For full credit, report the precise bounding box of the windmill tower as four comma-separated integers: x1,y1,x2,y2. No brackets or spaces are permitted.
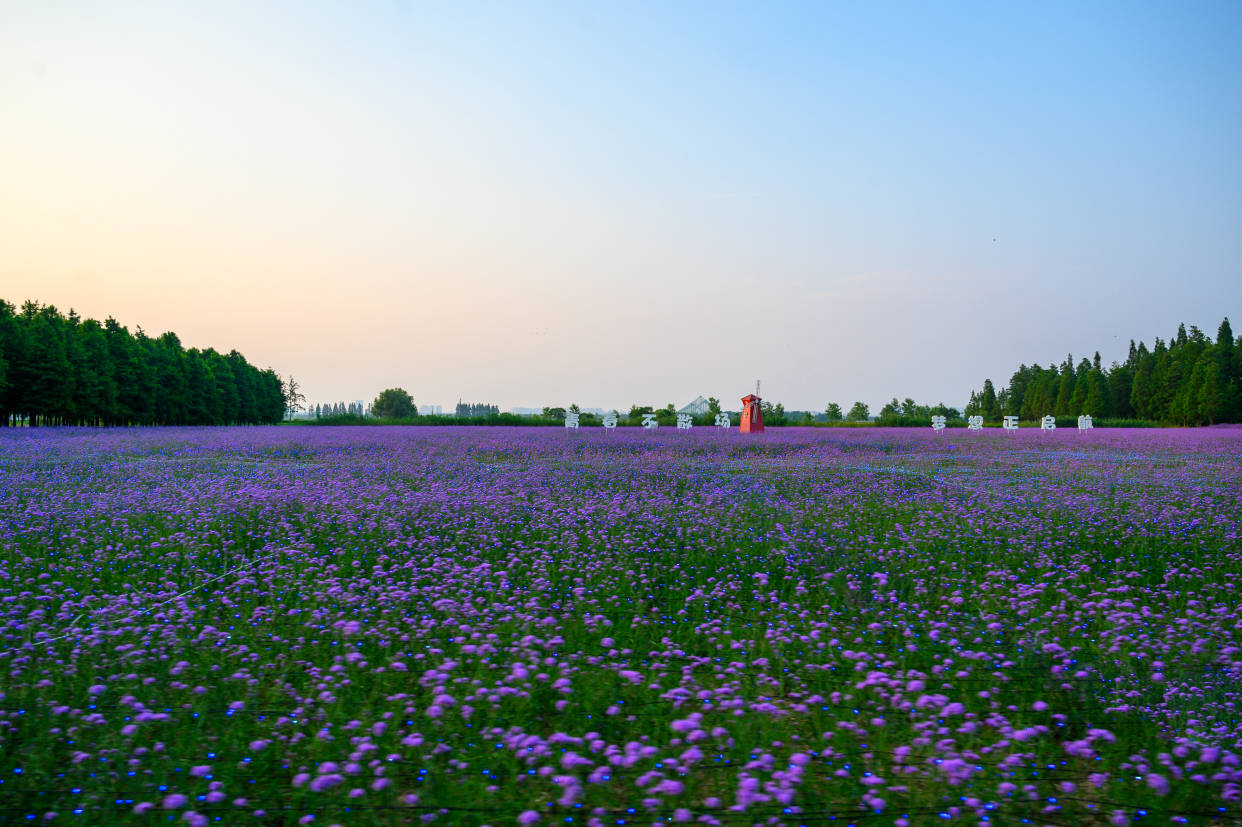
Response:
740,380,764,433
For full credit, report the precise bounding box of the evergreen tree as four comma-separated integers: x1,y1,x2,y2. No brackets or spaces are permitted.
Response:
21,303,73,425
980,379,999,420
1217,317,1234,349
1150,338,1174,418
148,332,191,425
229,351,258,424
1195,356,1223,425
77,319,117,426
0,300,19,424
1054,356,1075,416
1108,362,1134,418
1069,357,1091,414
0,299,284,426
1083,368,1110,418
129,328,160,425
967,317,1240,425
963,391,980,418
1005,365,1030,416
184,349,214,425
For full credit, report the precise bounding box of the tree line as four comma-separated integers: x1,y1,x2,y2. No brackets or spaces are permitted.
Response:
0,300,286,426
965,318,1240,426
312,402,370,418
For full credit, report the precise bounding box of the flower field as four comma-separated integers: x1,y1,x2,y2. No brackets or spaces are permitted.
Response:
2,425,1241,826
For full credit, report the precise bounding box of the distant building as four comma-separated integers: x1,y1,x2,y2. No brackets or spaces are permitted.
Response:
678,396,711,416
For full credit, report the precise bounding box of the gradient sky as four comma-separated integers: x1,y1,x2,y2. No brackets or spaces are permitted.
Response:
3,1,1240,413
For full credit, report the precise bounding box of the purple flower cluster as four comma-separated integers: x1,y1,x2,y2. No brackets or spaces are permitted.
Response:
1,425,1240,824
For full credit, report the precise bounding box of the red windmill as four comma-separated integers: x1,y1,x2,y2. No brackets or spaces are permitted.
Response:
740,380,764,433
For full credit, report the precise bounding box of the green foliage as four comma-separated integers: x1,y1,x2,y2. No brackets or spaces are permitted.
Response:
968,317,1242,427
758,400,786,426
846,401,870,421
823,402,843,421
979,379,999,420
877,398,962,426
282,375,305,419
458,401,500,417
627,404,653,426
0,298,284,426
309,411,556,427
371,387,417,419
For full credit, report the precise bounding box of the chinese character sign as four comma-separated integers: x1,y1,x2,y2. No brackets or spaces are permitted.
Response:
556,400,1101,437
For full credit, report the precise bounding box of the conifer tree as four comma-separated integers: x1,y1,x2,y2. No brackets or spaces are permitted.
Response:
970,318,1239,426
0,299,284,426
977,379,996,420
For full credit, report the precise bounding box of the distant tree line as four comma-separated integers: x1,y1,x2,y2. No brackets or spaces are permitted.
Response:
966,318,1240,426
313,402,370,418
0,299,286,426
818,401,871,422
457,401,499,418
877,399,962,426
304,316,1242,433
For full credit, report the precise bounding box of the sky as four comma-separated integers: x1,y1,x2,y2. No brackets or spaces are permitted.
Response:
3,1,1240,413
